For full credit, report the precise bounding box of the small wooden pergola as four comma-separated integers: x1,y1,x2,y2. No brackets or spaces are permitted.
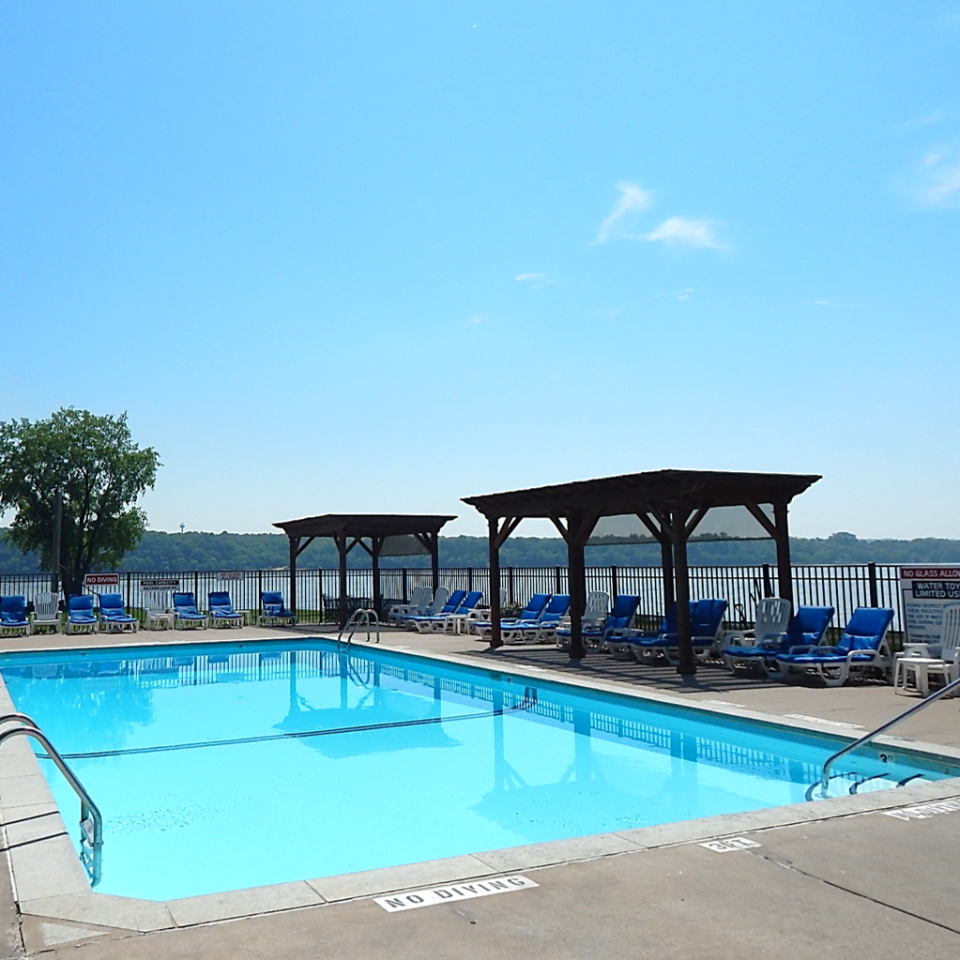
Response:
272,514,456,627
462,469,820,674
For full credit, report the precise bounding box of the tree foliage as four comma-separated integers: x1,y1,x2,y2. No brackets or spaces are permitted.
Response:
0,409,160,596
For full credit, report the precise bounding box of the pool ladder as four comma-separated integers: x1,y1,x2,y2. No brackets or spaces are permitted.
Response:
338,608,380,649
815,672,960,799
0,713,103,887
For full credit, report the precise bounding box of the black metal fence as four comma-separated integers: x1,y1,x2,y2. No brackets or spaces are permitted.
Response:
0,562,907,633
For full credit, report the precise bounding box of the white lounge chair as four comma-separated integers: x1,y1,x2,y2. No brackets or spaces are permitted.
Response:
554,592,610,651
387,586,431,626
721,598,792,670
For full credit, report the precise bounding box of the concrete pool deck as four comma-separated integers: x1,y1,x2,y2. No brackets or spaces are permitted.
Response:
2,623,960,959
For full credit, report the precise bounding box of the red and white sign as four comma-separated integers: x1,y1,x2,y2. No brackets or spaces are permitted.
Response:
900,567,960,580
84,573,120,587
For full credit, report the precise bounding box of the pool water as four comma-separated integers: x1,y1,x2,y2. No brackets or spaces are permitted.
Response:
1,640,955,902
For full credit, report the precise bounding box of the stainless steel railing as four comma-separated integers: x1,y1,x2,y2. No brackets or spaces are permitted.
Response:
819,673,960,796
0,713,103,886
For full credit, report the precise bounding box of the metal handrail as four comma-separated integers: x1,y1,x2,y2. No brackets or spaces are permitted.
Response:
337,608,380,648
819,672,960,796
0,713,103,886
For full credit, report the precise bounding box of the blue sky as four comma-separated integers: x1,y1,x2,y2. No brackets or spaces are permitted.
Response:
2,2,959,539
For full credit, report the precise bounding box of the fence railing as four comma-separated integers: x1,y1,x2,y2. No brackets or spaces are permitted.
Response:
0,563,907,634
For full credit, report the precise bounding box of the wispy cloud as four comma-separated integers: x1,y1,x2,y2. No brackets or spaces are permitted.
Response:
643,217,724,249
812,299,861,308
514,272,557,289
911,142,960,207
595,182,725,249
465,314,485,324
894,111,950,136
595,182,654,243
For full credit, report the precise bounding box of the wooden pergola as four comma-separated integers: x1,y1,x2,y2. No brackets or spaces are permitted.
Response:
272,514,456,627
462,469,820,674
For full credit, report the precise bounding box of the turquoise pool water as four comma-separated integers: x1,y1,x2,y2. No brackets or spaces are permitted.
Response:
1,640,956,902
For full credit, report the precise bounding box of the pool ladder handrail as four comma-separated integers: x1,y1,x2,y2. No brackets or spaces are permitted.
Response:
0,713,103,887
338,608,380,648
819,672,960,796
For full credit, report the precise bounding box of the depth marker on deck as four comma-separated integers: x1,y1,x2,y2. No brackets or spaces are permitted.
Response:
700,837,761,853
375,876,538,912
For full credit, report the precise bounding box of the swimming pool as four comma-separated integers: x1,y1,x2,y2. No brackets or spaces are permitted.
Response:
1,639,958,902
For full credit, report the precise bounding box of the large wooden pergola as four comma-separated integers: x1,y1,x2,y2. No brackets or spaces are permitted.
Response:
272,514,455,627
462,469,820,674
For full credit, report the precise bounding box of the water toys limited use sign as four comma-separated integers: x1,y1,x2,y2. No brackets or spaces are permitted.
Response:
899,567,960,650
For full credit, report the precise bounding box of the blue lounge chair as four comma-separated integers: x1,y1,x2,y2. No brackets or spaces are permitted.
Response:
97,593,139,633
505,594,571,644
0,596,30,637
65,595,99,635
473,593,551,641
555,594,641,652
723,605,835,676
606,602,690,659
406,590,469,632
776,606,894,686
628,598,728,665
417,590,486,634
208,591,245,628
258,591,295,627
173,592,209,629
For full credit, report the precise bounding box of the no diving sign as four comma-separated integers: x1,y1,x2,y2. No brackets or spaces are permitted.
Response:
375,875,538,912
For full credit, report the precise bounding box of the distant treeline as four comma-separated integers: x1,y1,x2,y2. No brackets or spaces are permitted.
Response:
2,529,960,574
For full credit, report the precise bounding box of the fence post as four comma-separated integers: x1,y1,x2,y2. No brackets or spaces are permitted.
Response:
762,563,773,598
555,566,562,594
868,562,879,607
467,567,473,591
402,568,408,604
508,567,515,605
610,565,618,600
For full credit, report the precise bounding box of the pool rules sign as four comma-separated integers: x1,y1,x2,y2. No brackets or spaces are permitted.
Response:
899,566,960,649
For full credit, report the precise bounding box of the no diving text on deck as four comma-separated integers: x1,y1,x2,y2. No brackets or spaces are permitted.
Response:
375,876,538,912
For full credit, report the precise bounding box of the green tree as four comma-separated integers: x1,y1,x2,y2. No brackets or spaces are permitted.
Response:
0,409,160,597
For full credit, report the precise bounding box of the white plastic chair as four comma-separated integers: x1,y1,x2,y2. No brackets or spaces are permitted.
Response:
30,592,61,634
895,603,960,696
142,590,174,631
722,598,792,652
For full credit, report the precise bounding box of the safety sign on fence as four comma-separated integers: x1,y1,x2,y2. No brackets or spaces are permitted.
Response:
899,566,960,650
84,573,119,587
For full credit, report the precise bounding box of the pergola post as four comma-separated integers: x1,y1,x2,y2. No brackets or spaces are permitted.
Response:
430,533,440,595
773,501,793,604
371,536,383,617
671,515,696,676
660,539,675,614
567,531,586,660
488,517,502,648
289,536,299,615
336,534,349,628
